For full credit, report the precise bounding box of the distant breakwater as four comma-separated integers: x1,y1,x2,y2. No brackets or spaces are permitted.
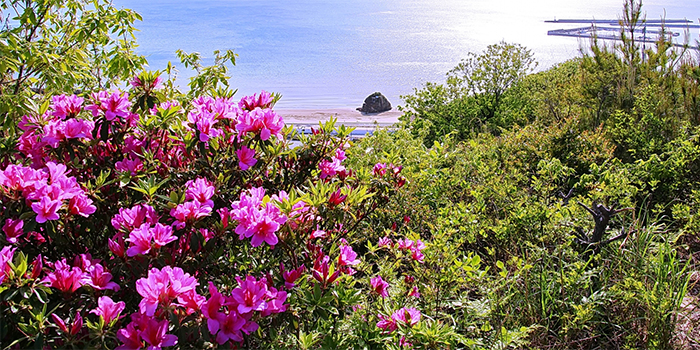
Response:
288,122,397,140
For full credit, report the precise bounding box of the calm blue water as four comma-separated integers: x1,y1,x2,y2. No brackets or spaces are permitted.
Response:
113,0,699,109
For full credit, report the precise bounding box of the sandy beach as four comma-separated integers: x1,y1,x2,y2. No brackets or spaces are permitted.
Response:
277,108,402,129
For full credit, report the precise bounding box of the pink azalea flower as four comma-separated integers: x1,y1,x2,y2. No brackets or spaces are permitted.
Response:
73,253,100,272
310,229,327,239
17,113,46,131
370,275,390,298
378,237,393,248
216,312,246,345
214,312,246,345
135,266,199,317
1,164,48,193
318,158,345,179
140,318,178,350
150,100,181,115
0,246,16,284
188,109,222,142
236,145,257,170
124,134,145,155
191,96,215,112
3,218,24,244
229,275,268,315
281,264,305,289
248,208,283,247
42,258,86,293
131,75,163,90
117,313,151,350
126,112,140,127
376,314,397,333
397,177,407,188
411,248,425,262
229,187,287,248
198,277,271,345
200,277,267,345
90,296,126,325
392,307,421,327
126,224,154,257
335,148,347,161
397,238,414,250
170,201,212,229
16,130,47,163
177,289,206,315
199,228,215,242
238,91,273,111
112,204,159,233
151,223,178,248
218,208,231,229
240,320,259,335
410,240,426,263
86,91,132,121
51,313,69,333
45,161,69,183
211,96,239,120
126,223,177,257
409,286,421,298
50,94,84,119
63,119,94,139
83,263,120,291
31,196,62,223
68,193,96,217
312,254,339,287
109,235,126,258
41,119,66,148
235,108,284,141
116,322,143,350
338,244,360,267
30,254,43,279
52,182,83,202
399,336,413,348
260,108,284,140
328,188,346,206
129,76,142,88
373,163,387,176
202,282,226,335
71,312,83,335
115,157,144,176
83,91,107,118
51,311,84,336
260,287,288,317
184,178,215,208
27,231,46,244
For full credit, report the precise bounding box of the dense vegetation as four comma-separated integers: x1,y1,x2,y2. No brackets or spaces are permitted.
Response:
1,0,699,349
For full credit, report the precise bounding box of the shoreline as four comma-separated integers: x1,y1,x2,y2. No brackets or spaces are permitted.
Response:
277,108,402,129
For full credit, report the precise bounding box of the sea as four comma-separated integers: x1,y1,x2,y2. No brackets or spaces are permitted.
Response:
112,0,699,109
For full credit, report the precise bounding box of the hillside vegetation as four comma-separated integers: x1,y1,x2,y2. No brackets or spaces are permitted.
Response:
1,0,699,349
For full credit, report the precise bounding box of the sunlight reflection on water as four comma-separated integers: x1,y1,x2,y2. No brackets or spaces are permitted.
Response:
114,0,698,109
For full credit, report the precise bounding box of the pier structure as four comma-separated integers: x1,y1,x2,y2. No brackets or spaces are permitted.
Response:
545,18,700,48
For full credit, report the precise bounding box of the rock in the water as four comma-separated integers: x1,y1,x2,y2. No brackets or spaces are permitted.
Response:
356,92,392,113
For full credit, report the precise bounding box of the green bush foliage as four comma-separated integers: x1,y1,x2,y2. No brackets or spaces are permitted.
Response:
399,41,537,145
349,1,700,348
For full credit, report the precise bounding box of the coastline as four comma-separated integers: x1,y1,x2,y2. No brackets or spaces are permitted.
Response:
277,108,402,129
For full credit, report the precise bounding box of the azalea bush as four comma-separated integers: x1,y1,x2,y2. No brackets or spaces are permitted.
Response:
0,75,425,349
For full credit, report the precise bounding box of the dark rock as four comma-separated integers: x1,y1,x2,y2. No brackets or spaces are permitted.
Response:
356,92,392,113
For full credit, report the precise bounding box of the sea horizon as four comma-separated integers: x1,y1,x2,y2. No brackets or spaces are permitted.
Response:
113,0,699,110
